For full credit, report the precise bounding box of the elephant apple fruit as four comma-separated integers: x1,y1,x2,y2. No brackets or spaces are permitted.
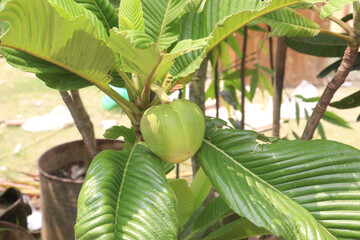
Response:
140,99,205,163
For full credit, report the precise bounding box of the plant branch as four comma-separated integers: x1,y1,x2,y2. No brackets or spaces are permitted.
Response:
150,84,170,104
320,28,354,43
125,85,134,103
96,83,140,124
240,26,248,130
310,5,354,37
354,2,360,45
139,54,163,109
59,91,98,168
114,66,141,96
214,61,220,118
272,37,287,138
268,26,275,85
70,90,97,157
301,46,359,140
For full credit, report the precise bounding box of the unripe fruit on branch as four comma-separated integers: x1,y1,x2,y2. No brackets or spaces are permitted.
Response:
140,99,205,163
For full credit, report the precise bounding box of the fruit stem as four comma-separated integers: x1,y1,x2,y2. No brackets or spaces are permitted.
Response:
150,84,170,104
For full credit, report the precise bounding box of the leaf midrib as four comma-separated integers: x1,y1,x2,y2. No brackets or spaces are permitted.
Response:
114,142,138,232
202,138,337,239
90,0,111,30
156,0,173,50
206,0,306,53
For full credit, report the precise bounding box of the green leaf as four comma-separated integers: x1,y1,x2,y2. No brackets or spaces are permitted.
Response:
204,218,270,240
259,72,273,96
295,95,320,102
169,179,194,227
192,197,231,236
0,19,8,36
292,130,300,139
199,124,360,239
289,3,313,9
190,168,212,211
118,0,145,31
198,128,337,239
249,71,259,102
218,41,233,75
103,125,174,175
295,101,300,126
341,13,353,22
0,0,114,89
172,0,309,84
142,0,188,51
108,29,207,83
220,89,238,110
184,0,207,13
75,145,178,239
0,47,93,90
48,0,109,41
322,110,352,129
226,34,242,58
317,121,326,139
166,38,208,82
285,33,348,57
103,126,135,142
74,0,118,31
330,90,360,109
178,205,205,240
108,29,159,79
164,162,175,174
317,55,360,78
108,0,119,9
320,0,356,19
253,7,320,37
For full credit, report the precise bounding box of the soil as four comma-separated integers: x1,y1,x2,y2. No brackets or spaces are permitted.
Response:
50,161,86,180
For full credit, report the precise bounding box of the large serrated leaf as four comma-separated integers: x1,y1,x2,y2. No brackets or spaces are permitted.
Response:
74,0,118,31
108,29,159,78
171,0,309,86
142,0,188,51
75,145,178,239
109,29,207,83
119,0,145,31
320,0,356,19
49,0,109,41
0,0,114,89
198,123,360,239
253,7,320,37
0,46,92,90
199,131,335,239
285,33,348,57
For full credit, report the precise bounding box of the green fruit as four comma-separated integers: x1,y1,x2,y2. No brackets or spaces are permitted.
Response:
140,99,205,163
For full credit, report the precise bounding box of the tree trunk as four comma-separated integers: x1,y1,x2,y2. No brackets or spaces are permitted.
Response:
190,57,208,177
59,90,97,169
272,37,287,138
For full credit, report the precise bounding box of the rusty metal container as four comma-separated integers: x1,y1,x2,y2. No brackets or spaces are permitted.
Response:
0,221,35,240
0,187,30,229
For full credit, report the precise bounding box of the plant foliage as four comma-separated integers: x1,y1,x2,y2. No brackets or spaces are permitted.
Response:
198,119,360,239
